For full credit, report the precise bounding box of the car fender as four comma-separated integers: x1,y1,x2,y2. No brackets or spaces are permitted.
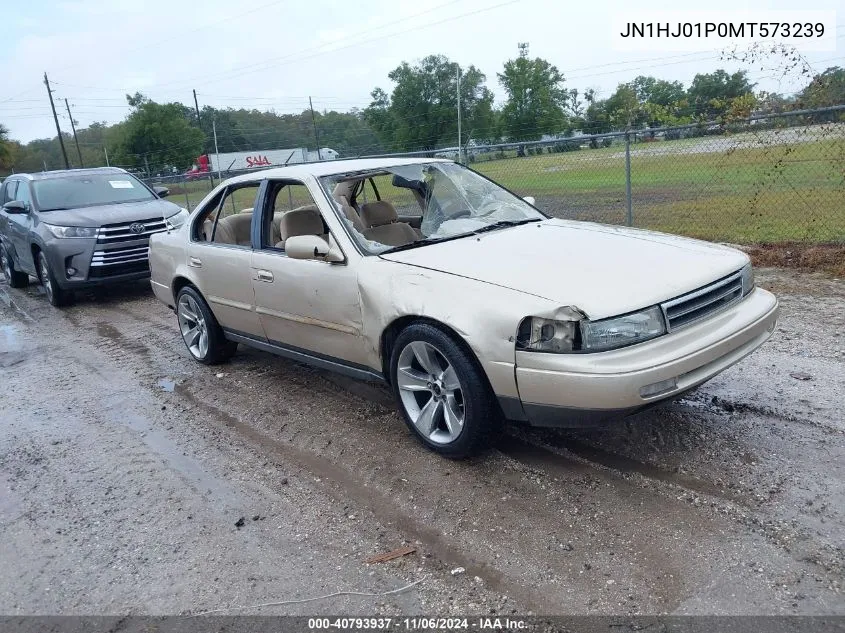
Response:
357,257,564,400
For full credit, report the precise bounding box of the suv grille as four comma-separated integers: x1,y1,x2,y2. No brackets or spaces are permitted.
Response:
96,217,167,243
89,217,166,278
662,271,743,331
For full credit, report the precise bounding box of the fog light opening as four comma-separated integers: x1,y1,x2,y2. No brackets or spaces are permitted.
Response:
66,267,77,277
640,377,678,398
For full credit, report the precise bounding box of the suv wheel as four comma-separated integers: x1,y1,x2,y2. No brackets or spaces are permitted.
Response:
176,286,237,365
389,322,500,458
1,247,28,288
37,251,70,307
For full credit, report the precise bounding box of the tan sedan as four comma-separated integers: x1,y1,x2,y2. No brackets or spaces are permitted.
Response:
149,158,779,457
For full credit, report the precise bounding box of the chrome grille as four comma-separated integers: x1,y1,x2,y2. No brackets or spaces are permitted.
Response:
90,244,150,267
662,271,743,331
96,217,167,244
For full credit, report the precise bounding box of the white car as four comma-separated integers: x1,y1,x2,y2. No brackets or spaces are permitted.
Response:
149,158,779,457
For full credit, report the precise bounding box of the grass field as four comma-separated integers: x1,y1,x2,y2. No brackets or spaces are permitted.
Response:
474,131,845,244
158,126,845,245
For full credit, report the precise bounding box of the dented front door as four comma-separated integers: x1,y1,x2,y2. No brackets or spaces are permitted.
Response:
250,250,369,367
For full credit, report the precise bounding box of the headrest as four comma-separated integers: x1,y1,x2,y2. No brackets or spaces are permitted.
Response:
360,201,398,228
332,180,357,202
279,206,323,242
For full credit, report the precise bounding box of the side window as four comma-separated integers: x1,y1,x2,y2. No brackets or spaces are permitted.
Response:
2,180,18,204
195,183,260,247
15,182,33,207
262,181,326,250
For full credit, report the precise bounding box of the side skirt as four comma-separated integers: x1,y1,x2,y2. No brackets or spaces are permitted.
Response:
223,328,385,384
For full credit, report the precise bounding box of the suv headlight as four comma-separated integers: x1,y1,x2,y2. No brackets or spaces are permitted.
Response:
43,223,97,239
165,208,189,229
517,306,667,354
740,262,754,296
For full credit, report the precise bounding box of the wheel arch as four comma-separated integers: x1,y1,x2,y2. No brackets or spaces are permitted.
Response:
379,315,490,392
171,275,197,304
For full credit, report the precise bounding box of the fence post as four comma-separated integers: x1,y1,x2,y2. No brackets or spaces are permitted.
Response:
183,178,191,211
624,132,633,227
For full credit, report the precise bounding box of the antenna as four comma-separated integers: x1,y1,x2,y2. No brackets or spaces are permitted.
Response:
518,42,529,58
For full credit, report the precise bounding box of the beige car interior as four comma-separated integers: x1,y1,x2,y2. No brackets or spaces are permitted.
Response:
332,179,420,247
275,205,326,248
359,200,419,246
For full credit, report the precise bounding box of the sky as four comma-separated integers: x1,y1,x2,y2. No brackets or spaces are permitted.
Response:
1,0,842,143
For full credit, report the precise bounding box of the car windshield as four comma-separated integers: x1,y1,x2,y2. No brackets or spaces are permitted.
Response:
320,162,544,254
33,173,155,211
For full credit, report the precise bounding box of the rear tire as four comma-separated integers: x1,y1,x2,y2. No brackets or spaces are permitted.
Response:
389,322,500,458
37,251,71,307
175,285,237,365
0,247,28,288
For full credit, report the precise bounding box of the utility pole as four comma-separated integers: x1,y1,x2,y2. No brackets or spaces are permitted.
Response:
64,98,84,168
193,89,202,130
213,119,221,180
104,146,110,167
193,89,214,186
44,73,70,170
309,97,322,160
456,67,462,164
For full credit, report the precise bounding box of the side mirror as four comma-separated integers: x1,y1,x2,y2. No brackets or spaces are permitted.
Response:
523,196,536,206
285,235,344,263
154,186,170,198
2,200,28,214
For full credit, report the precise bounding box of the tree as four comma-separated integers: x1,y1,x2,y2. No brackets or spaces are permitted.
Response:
365,55,494,151
799,67,845,108
630,76,686,107
497,54,568,141
0,124,13,170
687,69,755,118
111,94,204,172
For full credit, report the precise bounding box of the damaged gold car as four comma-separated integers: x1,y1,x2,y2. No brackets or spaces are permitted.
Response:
149,158,779,457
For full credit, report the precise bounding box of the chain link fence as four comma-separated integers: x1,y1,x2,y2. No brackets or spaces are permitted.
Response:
144,104,844,245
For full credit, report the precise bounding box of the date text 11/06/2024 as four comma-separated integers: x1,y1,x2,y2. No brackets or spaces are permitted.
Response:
307,617,528,630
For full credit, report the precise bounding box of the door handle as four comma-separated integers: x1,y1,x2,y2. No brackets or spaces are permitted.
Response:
256,270,274,283
189,256,202,267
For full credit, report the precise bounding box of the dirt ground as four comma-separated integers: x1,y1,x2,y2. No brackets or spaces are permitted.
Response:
0,268,843,616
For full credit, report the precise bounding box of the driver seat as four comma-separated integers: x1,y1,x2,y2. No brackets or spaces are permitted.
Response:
360,201,417,246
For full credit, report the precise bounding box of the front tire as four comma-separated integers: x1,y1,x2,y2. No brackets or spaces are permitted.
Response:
389,322,499,458
37,251,70,307
176,286,237,365
1,247,28,288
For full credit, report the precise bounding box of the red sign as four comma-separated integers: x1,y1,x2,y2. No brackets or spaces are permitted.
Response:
246,155,272,168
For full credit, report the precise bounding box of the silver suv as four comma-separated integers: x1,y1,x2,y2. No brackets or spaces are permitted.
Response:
0,167,188,306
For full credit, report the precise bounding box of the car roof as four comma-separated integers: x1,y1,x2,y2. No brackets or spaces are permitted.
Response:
224,157,452,185
10,167,131,181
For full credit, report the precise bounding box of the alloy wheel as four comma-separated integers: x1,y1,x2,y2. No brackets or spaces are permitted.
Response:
177,294,209,359
396,340,465,444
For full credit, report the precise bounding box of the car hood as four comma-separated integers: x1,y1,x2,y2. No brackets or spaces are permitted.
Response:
37,199,182,228
379,218,748,319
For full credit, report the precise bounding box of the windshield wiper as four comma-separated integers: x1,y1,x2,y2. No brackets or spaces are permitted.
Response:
380,237,445,255
470,218,542,235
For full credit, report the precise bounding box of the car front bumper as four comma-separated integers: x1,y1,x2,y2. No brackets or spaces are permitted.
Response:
509,287,779,428
42,236,151,290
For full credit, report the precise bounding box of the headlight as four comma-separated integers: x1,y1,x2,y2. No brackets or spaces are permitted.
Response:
740,262,754,296
580,306,666,352
165,208,189,229
517,305,667,354
516,317,578,353
43,223,97,239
